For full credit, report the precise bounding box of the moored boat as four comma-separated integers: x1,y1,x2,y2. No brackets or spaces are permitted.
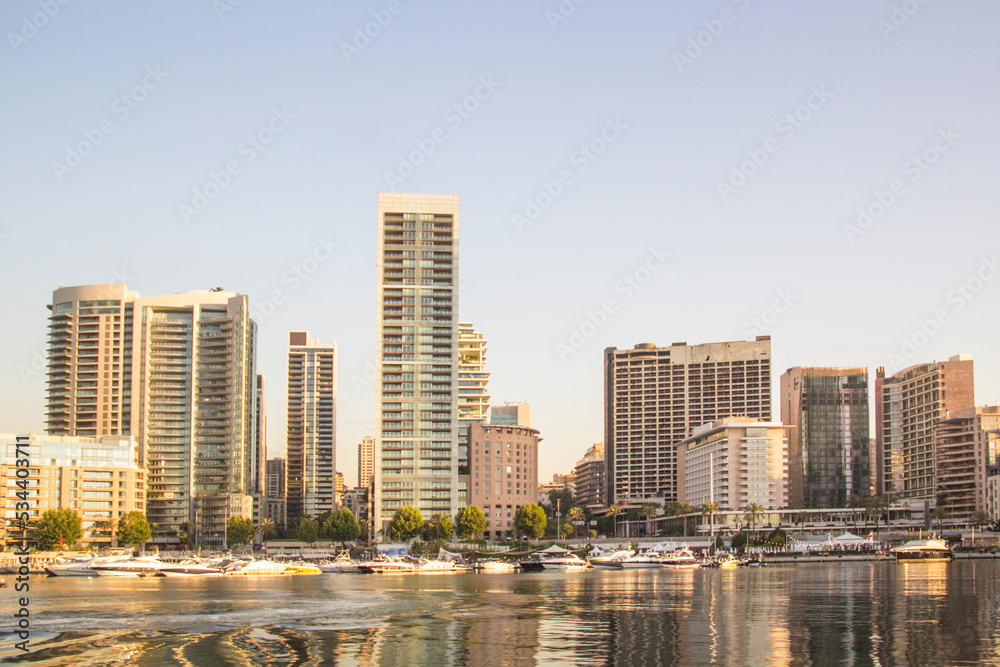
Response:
589,549,635,568
318,553,362,573
659,548,701,569
90,556,176,577
892,538,955,562
521,553,590,571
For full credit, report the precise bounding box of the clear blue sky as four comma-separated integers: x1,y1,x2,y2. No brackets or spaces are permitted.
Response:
2,1,999,488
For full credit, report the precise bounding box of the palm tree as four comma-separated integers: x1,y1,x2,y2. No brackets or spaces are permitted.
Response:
701,502,720,541
867,495,889,534
676,502,696,537
257,518,277,550
743,502,765,534
606,504,622,538
641,504,658,537
930,506,950,533
973,510,991,530
567,506,586,539
794,511,809,536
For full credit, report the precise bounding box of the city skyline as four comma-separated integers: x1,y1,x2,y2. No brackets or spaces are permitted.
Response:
3,3,1000,488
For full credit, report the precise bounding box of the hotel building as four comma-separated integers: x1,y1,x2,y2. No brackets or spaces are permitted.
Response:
46,285,260,548
466,422,540,539
286,331,337,520
0,433,144,549
676,419,790,511
780,367,870,508
603,338,772,507
375,193,461,532
875,355,974,499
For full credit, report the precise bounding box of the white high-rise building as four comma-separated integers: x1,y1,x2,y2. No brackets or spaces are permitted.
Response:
375,193,460,533
46,285,259,548
286,331,337,520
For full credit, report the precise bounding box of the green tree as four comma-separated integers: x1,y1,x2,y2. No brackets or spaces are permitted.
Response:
178,521,196,548
675,502,696,537
388,506,424,541
794,511,809,535
605,504,623,537
547,488,575,515
423,512,453,542
743,502,765,533
455,505,488,540
931,506,951,533
865,495,889,533
568,506,586,539
730,531,748,553
297,517,320,545
257,518,277,549
973,511,991,530
226,516,255,549
559,519,573,539
34,508,83,551
513,503,547,539
325,508,361,549
115,511,152,549
765,527,788,548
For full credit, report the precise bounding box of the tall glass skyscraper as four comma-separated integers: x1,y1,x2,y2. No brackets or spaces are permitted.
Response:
375,193,460,533
780,367,870,508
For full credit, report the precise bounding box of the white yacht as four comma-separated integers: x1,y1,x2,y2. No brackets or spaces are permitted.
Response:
158,558,229,577
46,552,132,577
588,549,635,568
659,548,701,569
521,553,590,571
318,553,363,573
618,552,666,569
225,558,292,576
90,556,176,577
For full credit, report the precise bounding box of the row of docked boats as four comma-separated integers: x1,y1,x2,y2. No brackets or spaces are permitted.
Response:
44,554,323,577
589,547,703,570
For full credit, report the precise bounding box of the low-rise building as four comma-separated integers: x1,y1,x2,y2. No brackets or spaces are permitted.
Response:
0,433,145,549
